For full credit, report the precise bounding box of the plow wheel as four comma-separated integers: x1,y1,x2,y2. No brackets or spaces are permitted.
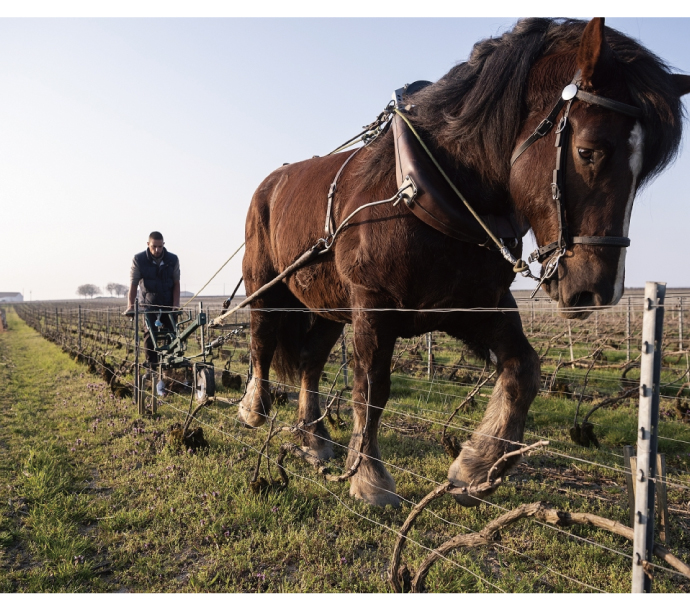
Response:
195,365,216,402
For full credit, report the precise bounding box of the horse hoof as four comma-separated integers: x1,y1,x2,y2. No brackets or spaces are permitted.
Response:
237,407,266,428
300,441,334,461
349,472,400,508
236,377,270,428
448,482,483,507
447,455,488,507
237,399,267,428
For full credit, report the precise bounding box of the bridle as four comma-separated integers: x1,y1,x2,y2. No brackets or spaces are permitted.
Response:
510,70,643,294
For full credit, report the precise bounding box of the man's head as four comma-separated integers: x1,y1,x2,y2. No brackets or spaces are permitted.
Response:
147,231,165,259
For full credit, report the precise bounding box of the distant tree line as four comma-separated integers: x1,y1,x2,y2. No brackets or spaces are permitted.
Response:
75,283,128,299
106,283,128,297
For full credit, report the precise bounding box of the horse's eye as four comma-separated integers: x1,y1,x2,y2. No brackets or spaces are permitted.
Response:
577,148,594,161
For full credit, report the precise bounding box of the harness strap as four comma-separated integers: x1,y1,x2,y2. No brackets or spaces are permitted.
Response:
528,236,631,264
511,94,571,166
575,90,643,118
572,236,631,247
325,149,360,236
551,99,574,251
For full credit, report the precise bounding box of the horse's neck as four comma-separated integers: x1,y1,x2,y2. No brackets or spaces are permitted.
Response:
430,138,514,215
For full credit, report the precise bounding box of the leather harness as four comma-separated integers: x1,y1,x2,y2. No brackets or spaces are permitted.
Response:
391,113,529,246
323,74,643,295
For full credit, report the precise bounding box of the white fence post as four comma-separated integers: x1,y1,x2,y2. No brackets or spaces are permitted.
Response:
632,282,666,593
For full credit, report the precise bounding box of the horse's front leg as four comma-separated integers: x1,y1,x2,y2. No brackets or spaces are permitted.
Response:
447,294,541,506
347,311,400,507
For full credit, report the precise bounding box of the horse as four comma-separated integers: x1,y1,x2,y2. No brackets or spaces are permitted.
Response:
237,17,690,507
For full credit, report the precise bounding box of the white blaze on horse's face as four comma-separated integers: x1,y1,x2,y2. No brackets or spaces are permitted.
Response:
611,121,644,305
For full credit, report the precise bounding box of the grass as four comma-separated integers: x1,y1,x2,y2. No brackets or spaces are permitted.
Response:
1,305,689,593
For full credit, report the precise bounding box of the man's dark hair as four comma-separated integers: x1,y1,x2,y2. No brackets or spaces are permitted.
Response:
149,231,164,241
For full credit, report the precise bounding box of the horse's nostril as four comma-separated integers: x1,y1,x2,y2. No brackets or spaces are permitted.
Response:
571,291,595,309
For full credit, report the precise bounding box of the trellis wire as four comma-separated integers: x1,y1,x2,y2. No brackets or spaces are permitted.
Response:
10,298,690,590
25,331,690,586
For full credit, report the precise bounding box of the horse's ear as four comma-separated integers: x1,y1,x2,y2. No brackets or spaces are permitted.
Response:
671,74,690,97
577,18,613,87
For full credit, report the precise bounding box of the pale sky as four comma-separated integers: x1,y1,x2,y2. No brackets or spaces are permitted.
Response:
1,9,689,300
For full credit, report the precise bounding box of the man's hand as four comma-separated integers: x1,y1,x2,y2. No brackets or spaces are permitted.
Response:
123,307,135,317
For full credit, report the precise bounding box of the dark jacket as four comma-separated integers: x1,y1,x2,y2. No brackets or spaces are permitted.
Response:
132,248,179,308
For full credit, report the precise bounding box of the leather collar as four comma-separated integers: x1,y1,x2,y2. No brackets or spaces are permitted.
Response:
392,114,529,246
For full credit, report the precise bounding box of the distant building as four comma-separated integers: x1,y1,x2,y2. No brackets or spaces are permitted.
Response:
0,292,23,302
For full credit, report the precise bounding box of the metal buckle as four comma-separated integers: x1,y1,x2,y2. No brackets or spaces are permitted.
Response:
314,236,333,251
543,247,565,280
395,175,418,208
551,183,560,200
535,118,553,137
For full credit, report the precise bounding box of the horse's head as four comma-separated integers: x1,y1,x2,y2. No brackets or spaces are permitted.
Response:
511,18,690,318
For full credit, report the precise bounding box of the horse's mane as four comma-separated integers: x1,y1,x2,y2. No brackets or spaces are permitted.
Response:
357,18,684,191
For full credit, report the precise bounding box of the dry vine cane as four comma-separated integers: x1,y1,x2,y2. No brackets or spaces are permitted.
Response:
322,361,351,428
569,352,600,447
251,374,373,492
167,370,214,451
389,440,690,592
389,439,547,591
676,381,690,421
569,346,640,447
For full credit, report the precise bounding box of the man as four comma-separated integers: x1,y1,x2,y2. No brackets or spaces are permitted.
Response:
124,231,180,365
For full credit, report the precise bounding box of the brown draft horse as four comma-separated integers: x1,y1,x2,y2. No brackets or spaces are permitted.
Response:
239,18,690,507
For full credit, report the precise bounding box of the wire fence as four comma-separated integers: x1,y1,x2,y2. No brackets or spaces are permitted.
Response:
8,294,690,592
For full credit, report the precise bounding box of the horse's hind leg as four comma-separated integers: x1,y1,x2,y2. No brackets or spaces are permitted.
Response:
296,317,345,459
447,293,541,506
238,280,301,428
346,312,400,507
237,301,281,428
